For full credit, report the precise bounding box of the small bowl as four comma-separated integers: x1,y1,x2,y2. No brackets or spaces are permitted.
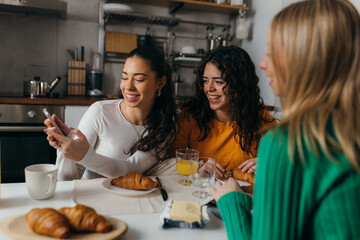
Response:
181,46,196,54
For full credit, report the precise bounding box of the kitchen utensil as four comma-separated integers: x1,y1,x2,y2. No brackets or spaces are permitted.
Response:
74,48,78,61
67,49,75,60
214,35,223,49
174,75,182,97
81,46,84,61
221,26,231,47
207,33,215,51
143,27,156,48
23,76,61,98
155,176,168,201
206,24,215,51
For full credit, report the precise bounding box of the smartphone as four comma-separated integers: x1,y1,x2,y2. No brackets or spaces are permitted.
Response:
43,108,64,135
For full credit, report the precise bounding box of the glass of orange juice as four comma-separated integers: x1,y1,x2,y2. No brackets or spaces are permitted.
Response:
175,148,199,186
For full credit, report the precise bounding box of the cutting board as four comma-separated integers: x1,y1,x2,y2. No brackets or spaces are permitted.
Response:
0,214,127,240
105,32,137,54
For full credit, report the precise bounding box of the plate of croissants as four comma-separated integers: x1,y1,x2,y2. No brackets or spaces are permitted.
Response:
0,204,127,239
101,172,159,197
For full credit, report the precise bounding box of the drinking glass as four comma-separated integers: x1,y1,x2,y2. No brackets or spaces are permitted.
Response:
191,157,216,199
175,148,199,186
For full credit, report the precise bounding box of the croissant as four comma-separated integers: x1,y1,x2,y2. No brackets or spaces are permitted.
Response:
26,208,71,239
111,172,159,190
59,205,112,233
233,168,255,184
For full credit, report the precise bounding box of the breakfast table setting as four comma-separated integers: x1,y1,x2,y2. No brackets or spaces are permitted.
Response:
0,158,229,240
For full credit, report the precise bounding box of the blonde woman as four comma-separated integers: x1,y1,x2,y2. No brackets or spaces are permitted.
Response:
211,0,360,239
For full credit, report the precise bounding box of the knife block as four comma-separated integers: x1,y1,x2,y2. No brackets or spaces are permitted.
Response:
67,61,86,96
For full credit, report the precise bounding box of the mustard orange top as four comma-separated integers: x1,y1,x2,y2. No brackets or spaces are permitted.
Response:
173,110,278,171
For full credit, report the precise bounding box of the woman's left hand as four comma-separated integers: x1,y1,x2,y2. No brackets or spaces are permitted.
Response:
210,178,243,202
237,158,257,174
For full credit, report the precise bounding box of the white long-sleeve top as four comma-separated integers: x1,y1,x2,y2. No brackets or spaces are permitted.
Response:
56,99,158,181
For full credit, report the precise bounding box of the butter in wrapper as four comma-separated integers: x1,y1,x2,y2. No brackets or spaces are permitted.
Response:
160,200,210,229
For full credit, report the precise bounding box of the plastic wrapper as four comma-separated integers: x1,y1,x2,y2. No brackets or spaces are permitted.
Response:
160,200,210,229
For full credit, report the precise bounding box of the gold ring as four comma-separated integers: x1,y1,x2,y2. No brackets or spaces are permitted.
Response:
58,142,62,147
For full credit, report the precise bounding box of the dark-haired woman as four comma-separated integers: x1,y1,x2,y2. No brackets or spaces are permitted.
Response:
173,46,277,177
44,47,177,180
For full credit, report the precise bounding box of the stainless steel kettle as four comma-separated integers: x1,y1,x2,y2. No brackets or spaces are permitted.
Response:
24,76,61,98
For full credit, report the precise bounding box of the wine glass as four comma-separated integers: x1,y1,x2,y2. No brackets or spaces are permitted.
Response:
175,148,199,186
191,157,216,199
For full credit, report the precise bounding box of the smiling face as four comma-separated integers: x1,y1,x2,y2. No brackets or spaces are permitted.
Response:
259,38,286,97
259,45,280,96
120,57,165,110
202,62,231,121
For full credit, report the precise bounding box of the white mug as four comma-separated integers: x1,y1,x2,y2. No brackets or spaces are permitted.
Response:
25,164,58,200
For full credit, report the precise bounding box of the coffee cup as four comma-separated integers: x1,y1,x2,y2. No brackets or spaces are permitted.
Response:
25,164,58,200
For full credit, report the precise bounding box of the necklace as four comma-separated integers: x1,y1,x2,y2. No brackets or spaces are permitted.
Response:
122,103,141,141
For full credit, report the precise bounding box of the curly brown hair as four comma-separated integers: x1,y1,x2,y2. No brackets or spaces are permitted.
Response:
182,46,273,154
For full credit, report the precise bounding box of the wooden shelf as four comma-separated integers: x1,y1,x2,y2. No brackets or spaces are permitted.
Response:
115,0,248,15
172,0,248,14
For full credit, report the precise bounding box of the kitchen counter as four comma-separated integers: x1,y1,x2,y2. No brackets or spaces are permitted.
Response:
0,96,107,106
0,96,275,110
0,96,193,106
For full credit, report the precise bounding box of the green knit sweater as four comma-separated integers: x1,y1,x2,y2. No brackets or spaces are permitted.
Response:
217,127,360,240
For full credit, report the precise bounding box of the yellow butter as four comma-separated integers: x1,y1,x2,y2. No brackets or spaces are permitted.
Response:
170,200,202,223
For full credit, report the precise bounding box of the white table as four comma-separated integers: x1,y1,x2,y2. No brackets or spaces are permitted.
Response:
0,181,227,240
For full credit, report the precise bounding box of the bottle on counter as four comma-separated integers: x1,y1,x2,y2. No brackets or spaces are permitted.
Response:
174,75,183,97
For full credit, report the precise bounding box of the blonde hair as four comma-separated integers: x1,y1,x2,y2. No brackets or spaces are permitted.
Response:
270,0,360,171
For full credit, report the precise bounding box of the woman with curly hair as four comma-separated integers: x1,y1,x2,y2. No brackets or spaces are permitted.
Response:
173,46,277,177
44,47,177,180
211,0,360,239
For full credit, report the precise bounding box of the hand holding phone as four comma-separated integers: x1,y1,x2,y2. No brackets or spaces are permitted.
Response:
43,108,64,135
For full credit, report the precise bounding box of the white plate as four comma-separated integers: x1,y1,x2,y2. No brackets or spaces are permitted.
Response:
216,177,251,187
103,3,134,13
0,214,127,240
101,178,157,197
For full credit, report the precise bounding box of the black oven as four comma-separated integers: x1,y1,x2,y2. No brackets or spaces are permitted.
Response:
0,104,64,183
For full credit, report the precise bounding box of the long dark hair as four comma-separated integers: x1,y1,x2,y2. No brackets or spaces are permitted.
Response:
183,46,271,154
118,47,177,161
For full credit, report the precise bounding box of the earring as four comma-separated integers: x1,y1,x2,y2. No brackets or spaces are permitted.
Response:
157,89,161,97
